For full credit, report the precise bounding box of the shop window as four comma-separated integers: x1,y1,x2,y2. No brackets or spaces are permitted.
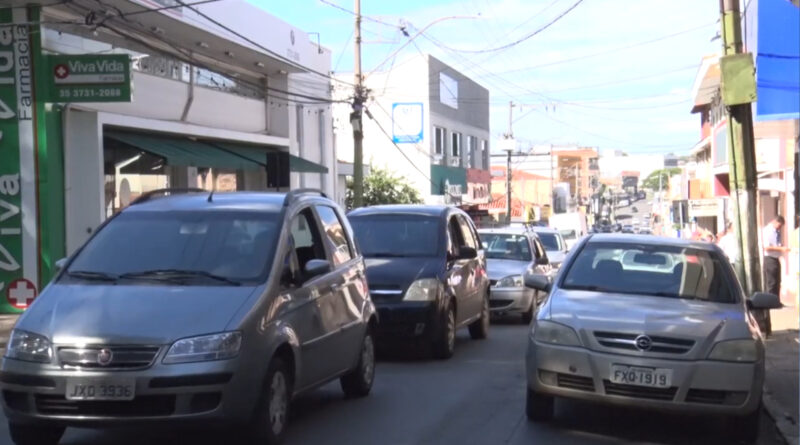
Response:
434,126,446,158
451,132,462,167
103,138,168,218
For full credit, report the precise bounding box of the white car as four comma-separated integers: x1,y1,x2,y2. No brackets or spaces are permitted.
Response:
523,234,782,443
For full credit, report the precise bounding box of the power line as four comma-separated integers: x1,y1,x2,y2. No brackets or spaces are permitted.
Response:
318,0,400,29
428,0,584,54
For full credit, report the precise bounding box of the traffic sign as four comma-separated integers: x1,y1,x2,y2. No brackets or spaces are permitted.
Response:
43,54,131,103
6,278,37,309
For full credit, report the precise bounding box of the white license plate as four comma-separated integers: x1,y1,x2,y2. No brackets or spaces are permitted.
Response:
610,365,672,388
65,378,135,401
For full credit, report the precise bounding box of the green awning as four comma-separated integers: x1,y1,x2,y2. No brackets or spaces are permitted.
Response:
213,141,329,174
106,131,262,170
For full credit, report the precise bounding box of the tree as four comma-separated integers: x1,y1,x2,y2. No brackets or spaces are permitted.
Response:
345,166,423,209
641,168,682,191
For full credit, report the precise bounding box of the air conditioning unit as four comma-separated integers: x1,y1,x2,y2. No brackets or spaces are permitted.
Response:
450,158,461,167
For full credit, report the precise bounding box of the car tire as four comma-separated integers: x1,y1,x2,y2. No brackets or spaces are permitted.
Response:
433,301,456,359
246,358,292,445
469,292,490,340
726,404,761,444
521,300,534,324
8,422,65,445
340,329,376,398
526,389,554,422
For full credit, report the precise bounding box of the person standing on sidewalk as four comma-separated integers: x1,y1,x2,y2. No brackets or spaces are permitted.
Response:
763,215,789,298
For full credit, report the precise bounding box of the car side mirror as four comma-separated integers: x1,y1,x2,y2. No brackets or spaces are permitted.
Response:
748,292,783,310
55,257,68,273
303,259,332,282
457,246,478,260
536,256,549,266
524,274,551,292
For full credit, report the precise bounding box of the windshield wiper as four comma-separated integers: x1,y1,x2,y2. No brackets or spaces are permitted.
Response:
562,284,610,292
119,269,241,286
367,252,410,258
66,270,118,282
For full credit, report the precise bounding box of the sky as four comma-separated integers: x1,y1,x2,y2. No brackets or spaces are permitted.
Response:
247,0,721,156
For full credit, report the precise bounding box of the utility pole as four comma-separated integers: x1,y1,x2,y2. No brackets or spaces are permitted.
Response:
350,0,365,208
719,0,761,296
505,101,515,224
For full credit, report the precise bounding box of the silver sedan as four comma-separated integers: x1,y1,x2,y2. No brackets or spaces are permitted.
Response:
522,234,782,444
479,228,551,324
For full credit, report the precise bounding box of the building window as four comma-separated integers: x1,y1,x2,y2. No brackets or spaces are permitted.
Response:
467,136,478,168
451,132,462,166
434,126,446,156
481,140,489,170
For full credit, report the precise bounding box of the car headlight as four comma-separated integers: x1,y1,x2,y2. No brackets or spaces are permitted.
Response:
708,339,758,363
403,278,442,301
533,321,581,347
497,275,524,288
163,332,242,364
5,330,52,364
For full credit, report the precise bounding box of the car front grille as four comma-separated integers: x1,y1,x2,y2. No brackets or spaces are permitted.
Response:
57,346,160,370
593,332,694,354
35,394,175,417
557,374,595,392
603,381,678,401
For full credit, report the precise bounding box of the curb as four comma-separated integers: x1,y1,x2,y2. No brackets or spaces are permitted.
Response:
763,389,799,445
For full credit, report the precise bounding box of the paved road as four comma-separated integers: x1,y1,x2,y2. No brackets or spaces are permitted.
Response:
0,321,785,445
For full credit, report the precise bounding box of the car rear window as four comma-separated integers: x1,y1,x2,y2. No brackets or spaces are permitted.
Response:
560,242,736,303
349,214,440,257
480,233,532,261
537,233,561,251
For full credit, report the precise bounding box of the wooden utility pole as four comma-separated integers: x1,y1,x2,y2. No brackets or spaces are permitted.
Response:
719,0,761,296
505,101,514,223
351,0,365,207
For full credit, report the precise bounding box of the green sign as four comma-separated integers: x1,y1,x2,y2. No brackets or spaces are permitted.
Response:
43,54,131,102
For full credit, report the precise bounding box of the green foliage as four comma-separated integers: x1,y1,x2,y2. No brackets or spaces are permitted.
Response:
345,166,423,209
642,168,683,190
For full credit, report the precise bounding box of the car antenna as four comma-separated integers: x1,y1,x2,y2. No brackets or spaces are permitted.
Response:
207,188,215,202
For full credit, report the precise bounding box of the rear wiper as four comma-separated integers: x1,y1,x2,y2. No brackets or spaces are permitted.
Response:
66,270,118,282
119,269,241,286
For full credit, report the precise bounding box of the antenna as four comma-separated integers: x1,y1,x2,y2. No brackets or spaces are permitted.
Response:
207,189,215,202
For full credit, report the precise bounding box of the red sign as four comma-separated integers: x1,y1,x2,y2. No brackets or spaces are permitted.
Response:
54,64,69,79
6,279,37,309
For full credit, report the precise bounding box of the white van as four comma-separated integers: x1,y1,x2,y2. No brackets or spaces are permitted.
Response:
549,212,587,250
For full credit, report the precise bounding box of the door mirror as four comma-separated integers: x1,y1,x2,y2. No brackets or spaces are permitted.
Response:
303,259,332,282
55,258,68,273
748,292,783,310
457,246,478,260
524,274,551,292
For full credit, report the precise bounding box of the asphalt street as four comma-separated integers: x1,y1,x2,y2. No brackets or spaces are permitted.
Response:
0,321,785,445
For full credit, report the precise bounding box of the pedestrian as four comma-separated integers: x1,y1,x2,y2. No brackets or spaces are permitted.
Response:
718,221,739,265
762,215,789,298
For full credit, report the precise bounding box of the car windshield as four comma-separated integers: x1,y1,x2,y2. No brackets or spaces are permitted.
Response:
536,233,561,251
65,211,280,285
349,214,440,257
561,242,736,303
480,233,532,261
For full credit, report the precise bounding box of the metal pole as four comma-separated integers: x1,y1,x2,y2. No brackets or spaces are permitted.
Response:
351,0,364,208
506,149,513,224
720,0,761,295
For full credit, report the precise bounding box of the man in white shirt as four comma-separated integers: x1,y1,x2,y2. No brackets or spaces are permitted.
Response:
763,215,788,298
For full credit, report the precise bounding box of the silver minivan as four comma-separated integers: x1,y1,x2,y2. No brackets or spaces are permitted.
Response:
1,189,377,445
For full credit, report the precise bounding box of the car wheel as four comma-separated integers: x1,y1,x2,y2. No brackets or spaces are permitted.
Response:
726,404,761,444
340,329,376,397
469,292,490,340
246,358,292,445
526,388,554,422
521,300,534,324
433,301,456,359
8,422,65,445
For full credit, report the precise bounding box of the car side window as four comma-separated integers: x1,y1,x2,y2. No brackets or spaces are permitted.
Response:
284,208,327,285
530,237,542,260
534,239,548,262
456,215,478,249
315,205,354,266
448,216,465,257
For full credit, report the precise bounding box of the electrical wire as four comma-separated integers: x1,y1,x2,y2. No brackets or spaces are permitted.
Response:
318,0,401,29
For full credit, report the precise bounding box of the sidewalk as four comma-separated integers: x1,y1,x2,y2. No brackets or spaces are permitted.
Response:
763,300,800,445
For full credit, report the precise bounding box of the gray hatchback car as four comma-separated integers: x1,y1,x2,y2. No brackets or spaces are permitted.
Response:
0,189,377,445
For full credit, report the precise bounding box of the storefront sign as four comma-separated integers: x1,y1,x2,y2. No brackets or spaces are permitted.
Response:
392,102,423,143
0,9,39,312
688,199,719,218
43,54,131,102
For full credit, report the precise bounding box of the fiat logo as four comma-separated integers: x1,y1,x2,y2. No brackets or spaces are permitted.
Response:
96,349,113,366
634,335,652,351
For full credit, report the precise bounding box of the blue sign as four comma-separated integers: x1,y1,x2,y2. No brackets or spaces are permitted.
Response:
392,102,424,143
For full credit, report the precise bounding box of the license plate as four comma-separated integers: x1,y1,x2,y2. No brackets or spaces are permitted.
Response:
65,378,135,401
610,365,672,388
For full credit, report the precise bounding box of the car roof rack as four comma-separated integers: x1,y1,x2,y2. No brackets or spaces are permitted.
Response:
283,188,327,207
129,188,207,206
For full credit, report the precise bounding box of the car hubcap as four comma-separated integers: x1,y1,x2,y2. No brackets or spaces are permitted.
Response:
269,372,287,435
362,335,375,385
447,309,455,351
